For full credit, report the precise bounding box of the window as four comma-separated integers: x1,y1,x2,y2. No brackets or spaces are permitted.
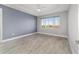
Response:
41,16,60,29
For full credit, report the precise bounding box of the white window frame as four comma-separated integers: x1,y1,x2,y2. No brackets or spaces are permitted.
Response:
41,16,60,29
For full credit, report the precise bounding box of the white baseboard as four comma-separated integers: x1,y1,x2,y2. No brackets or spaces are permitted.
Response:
2,32,37,43
37,32,68,38
1,32,67,43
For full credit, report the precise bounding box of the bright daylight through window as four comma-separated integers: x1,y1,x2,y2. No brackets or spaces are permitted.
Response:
41,16,60,29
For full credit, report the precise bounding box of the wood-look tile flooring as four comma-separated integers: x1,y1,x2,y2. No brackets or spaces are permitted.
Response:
0,33,71,54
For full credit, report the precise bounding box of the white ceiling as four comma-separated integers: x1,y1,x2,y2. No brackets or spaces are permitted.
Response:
4,4,70,16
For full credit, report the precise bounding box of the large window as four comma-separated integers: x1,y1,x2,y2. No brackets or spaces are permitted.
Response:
41,16,60,29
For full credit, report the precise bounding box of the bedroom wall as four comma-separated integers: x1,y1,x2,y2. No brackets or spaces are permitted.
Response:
0,5,37,40
68,4,78,54
0,8,2,41
37,11,68,37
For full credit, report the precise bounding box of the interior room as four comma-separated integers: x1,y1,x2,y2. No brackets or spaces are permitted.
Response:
0,4,79,54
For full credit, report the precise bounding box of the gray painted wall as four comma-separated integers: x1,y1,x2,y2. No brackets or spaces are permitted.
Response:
68,5,78,54
0,5,37,40
37,11,68,37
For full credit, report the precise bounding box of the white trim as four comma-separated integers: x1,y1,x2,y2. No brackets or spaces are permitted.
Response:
0,8,3,42
1,32,67,43
37,32,68,38
2,32,37,43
